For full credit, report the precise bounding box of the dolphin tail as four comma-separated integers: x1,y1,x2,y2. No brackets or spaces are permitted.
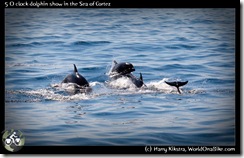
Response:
164,81,188,94
176,87,181,94
73,64,78,72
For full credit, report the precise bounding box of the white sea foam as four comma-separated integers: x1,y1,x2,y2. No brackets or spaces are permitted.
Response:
6,78,192,102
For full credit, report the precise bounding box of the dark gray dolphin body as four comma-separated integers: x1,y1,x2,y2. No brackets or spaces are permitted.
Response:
62,64,89,88
165,81,188,94
125,73,144,88
111,60,135,76
109,60,145,88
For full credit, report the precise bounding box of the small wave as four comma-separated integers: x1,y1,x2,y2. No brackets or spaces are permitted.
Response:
187,89,206,94
198,78,234,85
5,98,42,103
42,41,66,45
29,42,44,46
7,41,65,48
7,43,32,48
6,82,103,103
6,86,93,102
5,90,43,103
72,41,111,46
6,63,53,67
165,44,199,50
170,37,190,42
23,36,64,41
23,88,92,101
7,42,43,48
64,23,81,28
191,19,214,24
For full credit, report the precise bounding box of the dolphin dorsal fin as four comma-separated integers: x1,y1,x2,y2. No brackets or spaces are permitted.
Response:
140,73,147,87
139,73,143,81
113,60,118,65
73,64,78,72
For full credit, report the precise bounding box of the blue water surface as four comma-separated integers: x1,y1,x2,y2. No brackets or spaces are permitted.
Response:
5,9,235,146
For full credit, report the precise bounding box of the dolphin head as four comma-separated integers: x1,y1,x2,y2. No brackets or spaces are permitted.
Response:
112,62,135,75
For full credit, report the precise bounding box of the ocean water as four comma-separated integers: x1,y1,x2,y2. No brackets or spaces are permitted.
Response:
5,9,235,146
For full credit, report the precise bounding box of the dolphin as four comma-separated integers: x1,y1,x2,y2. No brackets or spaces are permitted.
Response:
109,60,146,88
62,64,89,88
110,60,135,76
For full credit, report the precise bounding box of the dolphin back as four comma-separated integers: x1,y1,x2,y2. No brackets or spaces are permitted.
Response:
62,64,89,87
62,73,89,87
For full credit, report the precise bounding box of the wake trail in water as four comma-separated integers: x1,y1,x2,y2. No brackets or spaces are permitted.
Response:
5,78,197,102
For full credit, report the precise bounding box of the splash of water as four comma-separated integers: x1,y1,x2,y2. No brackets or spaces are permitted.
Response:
5,77,194,102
